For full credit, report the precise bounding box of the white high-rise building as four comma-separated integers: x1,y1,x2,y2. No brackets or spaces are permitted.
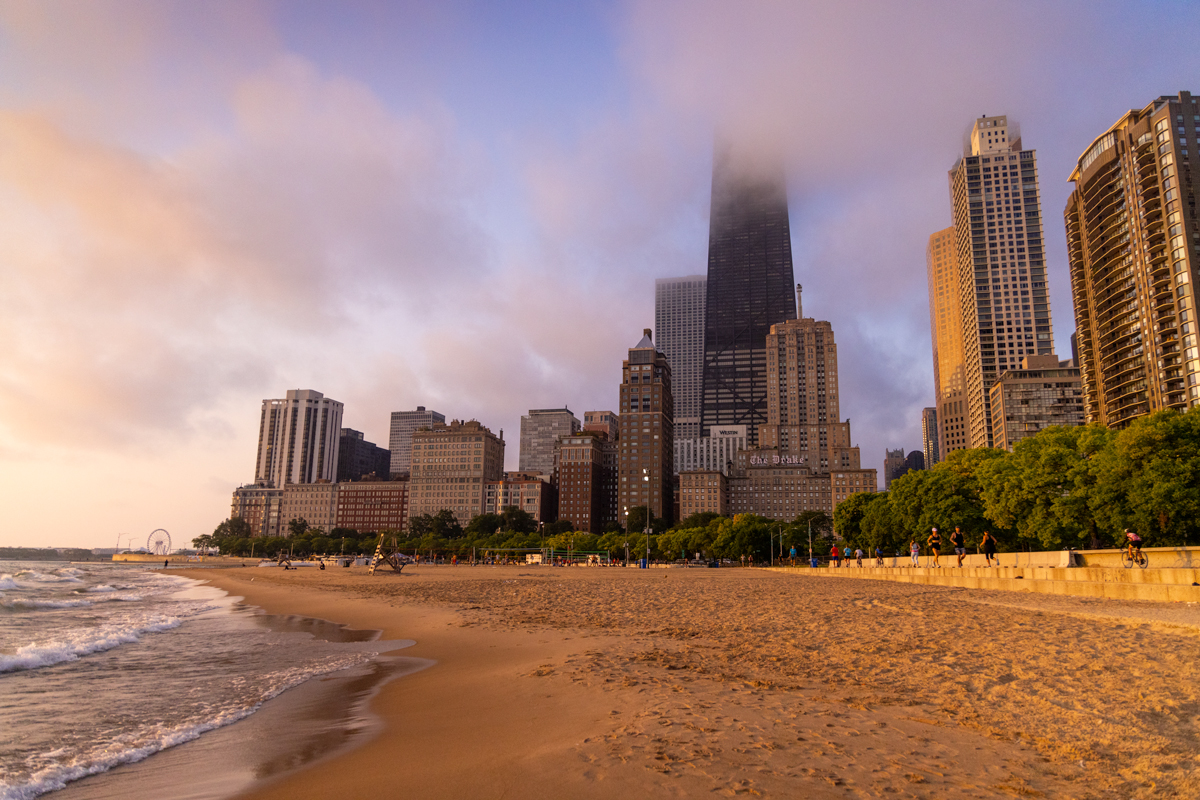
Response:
948,115,1055,448
674,424,747,476
655,276,706,440
255,389,343,487
519,407,580,476
389,406,446,475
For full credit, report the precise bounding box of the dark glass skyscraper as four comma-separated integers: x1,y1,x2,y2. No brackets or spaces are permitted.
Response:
700,148,797,444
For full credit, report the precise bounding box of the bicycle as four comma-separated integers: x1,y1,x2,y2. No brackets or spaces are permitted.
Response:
1120,545,1149,569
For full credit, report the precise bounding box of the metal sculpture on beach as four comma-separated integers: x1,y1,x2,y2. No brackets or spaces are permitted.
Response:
368,530,413,575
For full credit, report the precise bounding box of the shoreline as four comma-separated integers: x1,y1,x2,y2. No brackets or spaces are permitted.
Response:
46,570,427,800
75,564,1200,798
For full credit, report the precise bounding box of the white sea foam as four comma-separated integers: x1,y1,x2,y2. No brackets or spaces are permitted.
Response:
0,616,185,673
15,571,82,584
0,575,17,591
85,585,117,593
1,598,96,610
0,653,372,800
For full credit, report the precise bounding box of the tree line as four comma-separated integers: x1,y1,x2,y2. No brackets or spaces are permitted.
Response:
834,408,1200,554
197,503,835,562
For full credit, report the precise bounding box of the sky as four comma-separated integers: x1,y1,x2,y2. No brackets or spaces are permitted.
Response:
2,0,1198,549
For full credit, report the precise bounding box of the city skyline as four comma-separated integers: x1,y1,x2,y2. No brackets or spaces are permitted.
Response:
2,2,1198,547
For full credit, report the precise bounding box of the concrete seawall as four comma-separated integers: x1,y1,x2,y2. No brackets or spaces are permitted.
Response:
772,547,1200,603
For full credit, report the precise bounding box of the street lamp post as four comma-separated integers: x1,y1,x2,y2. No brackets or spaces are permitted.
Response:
808,518,814,567
643,469,650,568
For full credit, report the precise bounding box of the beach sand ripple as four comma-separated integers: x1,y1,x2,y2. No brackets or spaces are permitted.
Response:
207,567,1200,798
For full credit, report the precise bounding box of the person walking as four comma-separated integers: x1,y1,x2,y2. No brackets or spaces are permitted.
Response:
830,545,840,567
951,526,967,567
981,530,998,567
927,528,943,567
909,538,920,567
843,545,852,567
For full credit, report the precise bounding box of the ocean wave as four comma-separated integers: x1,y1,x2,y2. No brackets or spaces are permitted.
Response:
13,571,82,584
0,575,17,591
1,598,96,610
85,585,118,593
0,616,184,673
0,652,372,800
2,594,143,611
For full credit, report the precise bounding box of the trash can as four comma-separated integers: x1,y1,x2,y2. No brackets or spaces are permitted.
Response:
810,557,820,568
640,558,648,569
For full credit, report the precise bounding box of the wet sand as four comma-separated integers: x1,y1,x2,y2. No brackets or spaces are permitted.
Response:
182,565,1200,798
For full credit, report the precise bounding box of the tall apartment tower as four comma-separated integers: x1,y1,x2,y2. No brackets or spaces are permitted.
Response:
407,419,505,527
921,407,940,467
701,147,797,446
927,226,969,457
617,329,675,525
948,115,1055,448
255,389,343,487
655,276,706,440
389,406,445,476
519,408,580,476
1066,91,1200,423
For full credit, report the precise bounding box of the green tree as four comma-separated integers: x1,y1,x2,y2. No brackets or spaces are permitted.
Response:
978,423,1114,550
466,513,504,537
213,517,252,539
287,517,310,538
499,506,538,534
544,520,576,536
408,510,463,539
1093,407,1200,546
674,511,722,531
625,506,667,535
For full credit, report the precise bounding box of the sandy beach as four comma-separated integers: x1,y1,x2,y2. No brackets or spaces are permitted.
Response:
174,565,1200,799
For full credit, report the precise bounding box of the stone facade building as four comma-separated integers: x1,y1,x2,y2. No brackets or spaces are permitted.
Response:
483,472,556,523
678,471,728,518
407,419,505,527
230,484,283,538
279,481,339,533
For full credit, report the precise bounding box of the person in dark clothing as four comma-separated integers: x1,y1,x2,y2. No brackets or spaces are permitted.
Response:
981,531,998,567
951,527,967,567
927,528,942,567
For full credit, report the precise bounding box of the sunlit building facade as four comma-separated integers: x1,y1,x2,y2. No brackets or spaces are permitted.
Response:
948,115,1055,448
1066,91,1200,424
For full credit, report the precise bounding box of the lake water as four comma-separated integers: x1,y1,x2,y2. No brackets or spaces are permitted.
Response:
0,561,415,800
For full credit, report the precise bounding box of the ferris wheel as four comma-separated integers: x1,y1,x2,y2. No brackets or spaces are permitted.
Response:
147,529,172,555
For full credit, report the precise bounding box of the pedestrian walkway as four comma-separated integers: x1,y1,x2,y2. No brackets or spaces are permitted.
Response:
771,563,1200,603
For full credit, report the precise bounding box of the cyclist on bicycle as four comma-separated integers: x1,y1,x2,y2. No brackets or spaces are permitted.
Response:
1125,529,1143,559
